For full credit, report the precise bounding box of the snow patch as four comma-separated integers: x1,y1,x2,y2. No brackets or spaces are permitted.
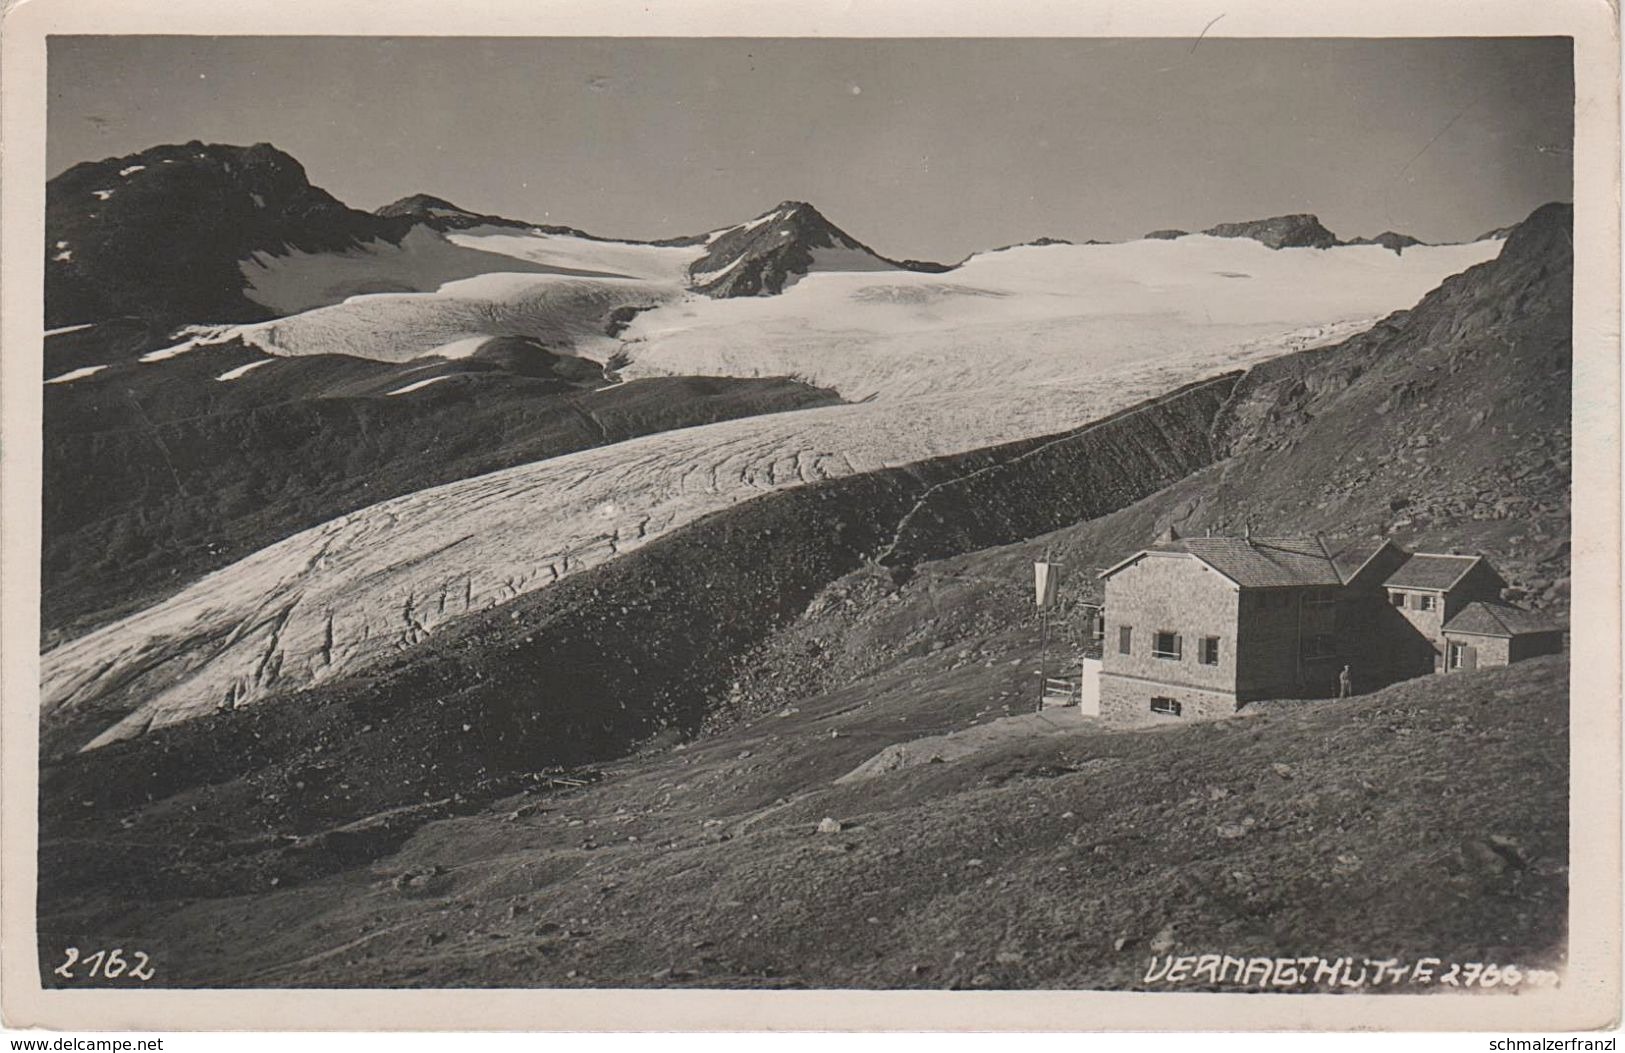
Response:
689,254,749,284
138,324,241,363
426,335,494,360
444,226,705,283
119,165,147,177
250,193,266,209
44,322,95,338
738,210,782,234
239,226,648,316
216,359,273,382
386,375,457,396
45,365,107,385
52,250,73,263
139,340,199,363
92,189,115,201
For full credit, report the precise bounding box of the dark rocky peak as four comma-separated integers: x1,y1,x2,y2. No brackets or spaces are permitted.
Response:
689,200,949,297
1345,231,1425,254
1202,214,1340,249
46,140,406,327
1143,229,1188,241
1497,202,1571,267
375,193,471,217
374,193,533,232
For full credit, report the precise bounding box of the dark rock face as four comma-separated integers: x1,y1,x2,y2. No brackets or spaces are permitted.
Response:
689,201,949,297
1345,231,1425,254
1201,213,1340,249
46,141,410,327
1144,229,1188,240
372,193,532,233
461,335,603,382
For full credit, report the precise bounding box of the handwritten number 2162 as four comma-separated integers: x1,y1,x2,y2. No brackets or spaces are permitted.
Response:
53,947,155,981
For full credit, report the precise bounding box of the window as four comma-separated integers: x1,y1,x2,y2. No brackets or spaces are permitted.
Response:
1152,631,1182,660
1150,697,1183,716
1448,642,1465,669
1118,626,1133,655
1199,636,1220,665
1418,594,1438,611
1390,591,1407,607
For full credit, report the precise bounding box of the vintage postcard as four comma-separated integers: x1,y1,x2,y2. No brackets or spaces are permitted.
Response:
1,0,1618,1033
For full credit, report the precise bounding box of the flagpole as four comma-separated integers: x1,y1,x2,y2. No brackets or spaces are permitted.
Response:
1037,547,1050,713
1038,597,1048,713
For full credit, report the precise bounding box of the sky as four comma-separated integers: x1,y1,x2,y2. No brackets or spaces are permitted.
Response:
47,36,1573,262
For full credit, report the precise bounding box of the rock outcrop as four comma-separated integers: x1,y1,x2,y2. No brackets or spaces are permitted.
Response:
1201,213,1340,249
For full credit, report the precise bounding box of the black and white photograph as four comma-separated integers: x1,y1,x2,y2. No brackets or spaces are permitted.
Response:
1,0,1619,1034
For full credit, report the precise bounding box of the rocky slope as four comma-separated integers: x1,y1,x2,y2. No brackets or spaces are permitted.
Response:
46,142,412,327
38,644,1568,988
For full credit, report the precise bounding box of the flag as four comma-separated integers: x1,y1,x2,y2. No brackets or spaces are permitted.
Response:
1034,561,1061,607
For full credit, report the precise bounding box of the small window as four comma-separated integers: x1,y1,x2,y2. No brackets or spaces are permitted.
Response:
1448,642,1465,669
1152,631,1182,660
1150,697,1182,716
1418,594,1437,611
1199,636,1220,665
1389,591,1406,607
1118,626,1133,655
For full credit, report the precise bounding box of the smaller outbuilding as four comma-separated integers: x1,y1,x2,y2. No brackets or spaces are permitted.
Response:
1440,600,1567,671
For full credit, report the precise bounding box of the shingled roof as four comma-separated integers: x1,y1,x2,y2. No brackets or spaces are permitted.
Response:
1329,538,1395,583
1147,536,1343,588
1443,601,1565,638
1383,553,1482,591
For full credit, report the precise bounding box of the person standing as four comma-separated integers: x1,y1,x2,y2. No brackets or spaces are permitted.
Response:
1338,664,1353,699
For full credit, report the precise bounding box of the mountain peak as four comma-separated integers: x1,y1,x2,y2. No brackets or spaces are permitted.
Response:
373,193,533,232
1202,214,1340,249
1345,230,1425,254
375,193,473,218
45,140,404,327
